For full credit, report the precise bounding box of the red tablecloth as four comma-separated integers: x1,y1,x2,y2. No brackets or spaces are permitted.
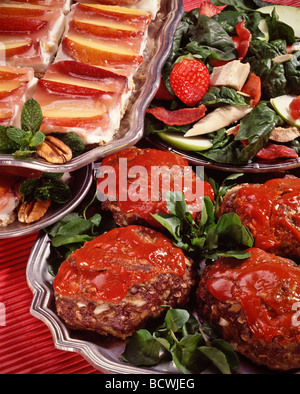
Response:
0,0,299,375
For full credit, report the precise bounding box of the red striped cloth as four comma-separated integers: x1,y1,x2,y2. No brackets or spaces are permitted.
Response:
1,0,299,375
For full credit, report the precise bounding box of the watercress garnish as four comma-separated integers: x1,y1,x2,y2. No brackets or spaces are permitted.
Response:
121,307,240,374
151,191,253,260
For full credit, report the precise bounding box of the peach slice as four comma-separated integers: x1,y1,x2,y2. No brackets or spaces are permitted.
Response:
49,60,127,84
0,108,14,124
71,18,142,39
62,34,143,70
78,0,140,4
39,78,115,97
0,66,33,81
77,4,151,26
43,61,128,97
3,40,32,57
0,80,23,99
0,17,47,33
0,4,49,17
42,99,108,128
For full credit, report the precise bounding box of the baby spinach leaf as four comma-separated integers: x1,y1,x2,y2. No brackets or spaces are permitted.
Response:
235,102,283,144
285,51,300,95
201,86,249,107
188,14,237,62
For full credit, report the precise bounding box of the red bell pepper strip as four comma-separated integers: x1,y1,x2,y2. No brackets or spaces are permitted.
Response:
146,105,207,126
256,143,298,160
241,73,261,106
231,20,252,60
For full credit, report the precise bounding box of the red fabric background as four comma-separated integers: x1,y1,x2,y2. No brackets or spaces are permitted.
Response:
0,0,299,375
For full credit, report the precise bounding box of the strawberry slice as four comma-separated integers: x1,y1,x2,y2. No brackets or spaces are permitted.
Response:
199,0,226,17
146,105,207,126
169,59,210,107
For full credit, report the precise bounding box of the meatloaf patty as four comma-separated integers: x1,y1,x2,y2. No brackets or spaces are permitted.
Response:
197,248,300,371
97,146,214,228
218,178,300,261
54,225,196,339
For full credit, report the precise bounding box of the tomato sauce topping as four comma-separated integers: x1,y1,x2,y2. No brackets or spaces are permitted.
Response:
205,248,300,343
53,225,187,303
98,147,214,227
233,178,300,253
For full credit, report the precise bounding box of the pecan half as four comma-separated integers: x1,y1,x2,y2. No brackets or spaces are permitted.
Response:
36,136,72,164
18,199,51,224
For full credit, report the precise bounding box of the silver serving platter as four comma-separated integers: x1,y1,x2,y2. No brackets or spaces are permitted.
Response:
27,230,280,375
0,0,184,173
26,167,300,374
0,163,93,239
147,135,300,174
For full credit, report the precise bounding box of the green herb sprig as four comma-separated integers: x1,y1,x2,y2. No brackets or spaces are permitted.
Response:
152,190,253,261
0,98,85,159
0,98,45,158
121,307,240,374
19,172,72,205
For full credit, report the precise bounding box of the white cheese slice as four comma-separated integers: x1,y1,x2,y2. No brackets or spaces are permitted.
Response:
184,105,253,137
210,60,251,91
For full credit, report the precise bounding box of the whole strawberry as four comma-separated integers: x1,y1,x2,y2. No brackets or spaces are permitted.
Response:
169,59,210,107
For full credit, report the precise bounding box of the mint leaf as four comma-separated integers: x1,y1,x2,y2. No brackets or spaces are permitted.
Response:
6,127,27,146
29,131,45,147
21,98,43,134
0,126,19,152
13,149,36,159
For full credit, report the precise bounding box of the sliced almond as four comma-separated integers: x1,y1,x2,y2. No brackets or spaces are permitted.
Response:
272,54,293,64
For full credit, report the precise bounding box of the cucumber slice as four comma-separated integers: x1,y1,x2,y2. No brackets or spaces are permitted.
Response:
257,5,300,37
270,94,300,128
158,132,213,151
